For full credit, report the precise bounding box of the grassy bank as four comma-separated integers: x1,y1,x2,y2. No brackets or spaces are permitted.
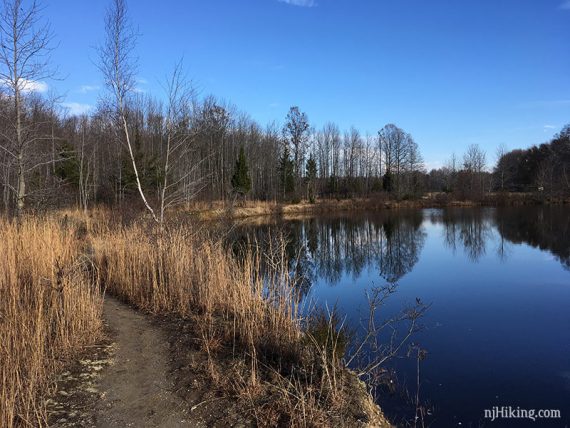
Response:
0,217,103,427
2,210,389,427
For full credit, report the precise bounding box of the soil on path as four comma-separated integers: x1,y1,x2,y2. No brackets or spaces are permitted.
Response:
48,296,248,428
93,297,194,427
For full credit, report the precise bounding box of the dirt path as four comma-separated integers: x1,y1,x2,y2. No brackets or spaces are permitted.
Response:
94,297,195,428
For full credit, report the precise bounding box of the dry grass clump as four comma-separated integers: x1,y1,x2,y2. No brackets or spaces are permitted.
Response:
0,217,103,427
92,223,388,427
93,224,302,365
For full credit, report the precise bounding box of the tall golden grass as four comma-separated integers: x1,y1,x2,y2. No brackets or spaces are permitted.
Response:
0,217,103,427
92,224,302,370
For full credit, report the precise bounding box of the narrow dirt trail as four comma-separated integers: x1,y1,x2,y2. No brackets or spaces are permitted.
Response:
94,297,197,428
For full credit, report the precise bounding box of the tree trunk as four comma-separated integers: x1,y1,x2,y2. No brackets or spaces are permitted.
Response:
15,85,25,217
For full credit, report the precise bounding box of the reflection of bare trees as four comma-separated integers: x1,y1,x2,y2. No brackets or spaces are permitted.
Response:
443,221,459,254
232,206,570,300
439,206,570,269
494,206,570,270
235,211,427,289
379,214,426,283
302,212,426,286
460,220,490,262
441,209,493,262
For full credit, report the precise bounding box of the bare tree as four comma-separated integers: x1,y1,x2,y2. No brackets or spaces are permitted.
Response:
0,0,54,216
158,62,201,224
98,0,159,222
76,115,94,213
406,136,425,196
283,106,310,190
379,124,411,196
463,144,486,197
325,122,342,193
443,152,458,193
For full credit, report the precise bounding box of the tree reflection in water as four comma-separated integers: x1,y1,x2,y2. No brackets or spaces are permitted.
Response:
231,206,570,298
494,206,570,270
439,208,493,262
231,210,427,295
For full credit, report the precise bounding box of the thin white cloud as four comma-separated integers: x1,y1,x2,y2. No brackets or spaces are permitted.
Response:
21,79,48,93
543,124,560,133
559,1,570,9
1,78,48,93
62,102,93,116
133,78,148,93
425,161,443,171
278,0,317,7
78,85,100,94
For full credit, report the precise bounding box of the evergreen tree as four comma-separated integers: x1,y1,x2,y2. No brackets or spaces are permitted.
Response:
231,146,252,195
305,153,317,203
278,145,295,198
383,171,393,193
55,142,81,186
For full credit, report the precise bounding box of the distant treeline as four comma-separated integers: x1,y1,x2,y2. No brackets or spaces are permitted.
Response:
494,126,570,193
2,89,567,215
0,0,568,216
427,126,570,199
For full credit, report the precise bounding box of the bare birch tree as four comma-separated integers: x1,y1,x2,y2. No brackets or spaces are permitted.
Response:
98,0,159,222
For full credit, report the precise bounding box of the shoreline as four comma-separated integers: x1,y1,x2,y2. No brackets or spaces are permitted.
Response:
186,193,570,222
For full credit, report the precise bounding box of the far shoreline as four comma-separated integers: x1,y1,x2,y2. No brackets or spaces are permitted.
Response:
185,193,570,222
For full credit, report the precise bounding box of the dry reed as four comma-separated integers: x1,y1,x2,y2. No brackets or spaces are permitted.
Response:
0,217,103,427
92,224,302,368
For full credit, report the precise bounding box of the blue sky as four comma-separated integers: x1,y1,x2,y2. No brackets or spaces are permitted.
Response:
41,0,570,169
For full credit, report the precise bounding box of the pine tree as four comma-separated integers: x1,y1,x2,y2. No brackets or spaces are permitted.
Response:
278,145,295,198
231,146,252,195
383,171,393,193
305,153,317,203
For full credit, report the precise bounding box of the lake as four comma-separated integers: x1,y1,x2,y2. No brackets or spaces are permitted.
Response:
234,206,570,427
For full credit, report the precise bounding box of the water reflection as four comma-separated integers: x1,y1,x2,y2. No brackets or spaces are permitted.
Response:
440,209,493,262
234,210,427,291
494,206,570,270
236,206,570,291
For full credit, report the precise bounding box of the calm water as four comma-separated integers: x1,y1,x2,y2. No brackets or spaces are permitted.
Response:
236,207,570,427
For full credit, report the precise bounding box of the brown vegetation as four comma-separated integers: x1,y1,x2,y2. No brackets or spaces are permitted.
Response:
0,217,103,427
1,210,389,427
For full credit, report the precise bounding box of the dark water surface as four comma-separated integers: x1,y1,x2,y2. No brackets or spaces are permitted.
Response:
236,207,570,427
